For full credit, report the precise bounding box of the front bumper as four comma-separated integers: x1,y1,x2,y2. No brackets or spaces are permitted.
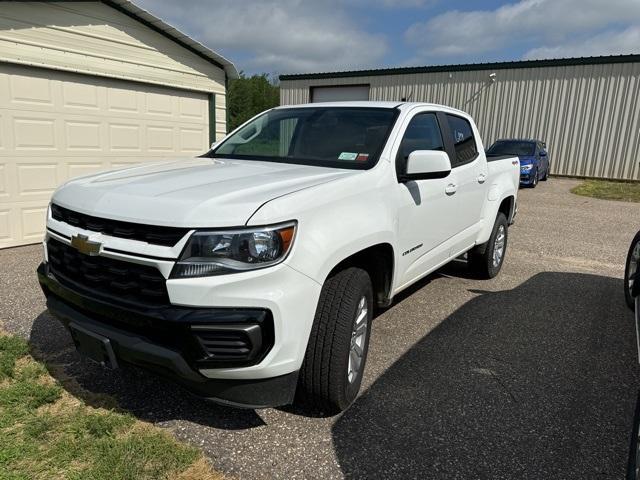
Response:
38,262,301,408
519,169,535,184
520,173,533,185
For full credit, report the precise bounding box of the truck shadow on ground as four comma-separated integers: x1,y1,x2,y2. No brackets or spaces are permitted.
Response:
28,311,266,430
333,272,639,479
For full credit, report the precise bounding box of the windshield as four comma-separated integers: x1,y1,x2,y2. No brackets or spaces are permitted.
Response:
487,140,535,157
209,107,398,169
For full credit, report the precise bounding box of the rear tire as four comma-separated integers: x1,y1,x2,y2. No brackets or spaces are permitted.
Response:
295,267,373,414
469,212,509,279
624,230,640,311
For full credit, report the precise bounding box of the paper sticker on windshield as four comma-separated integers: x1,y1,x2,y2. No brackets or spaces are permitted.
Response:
356,153,369,162
338,152,358,161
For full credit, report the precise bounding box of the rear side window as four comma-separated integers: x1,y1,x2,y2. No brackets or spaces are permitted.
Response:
397,113,445,173
445,114,478,164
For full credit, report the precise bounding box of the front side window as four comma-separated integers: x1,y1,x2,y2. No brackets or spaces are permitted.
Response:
446,114,478,164
396,113,445,174
211,107,398,169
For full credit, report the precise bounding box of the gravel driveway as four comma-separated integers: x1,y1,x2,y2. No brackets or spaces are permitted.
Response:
1,177,639,479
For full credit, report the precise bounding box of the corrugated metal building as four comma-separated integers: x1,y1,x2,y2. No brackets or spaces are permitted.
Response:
0,0,237,248
280,55,640,182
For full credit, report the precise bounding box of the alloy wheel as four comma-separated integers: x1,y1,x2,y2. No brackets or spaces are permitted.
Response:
493,225,506,268
347,296,368,384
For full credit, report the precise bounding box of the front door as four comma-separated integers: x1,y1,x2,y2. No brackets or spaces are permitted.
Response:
394,110,459,288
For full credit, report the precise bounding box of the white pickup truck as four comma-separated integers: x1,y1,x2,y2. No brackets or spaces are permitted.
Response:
38,102,519,413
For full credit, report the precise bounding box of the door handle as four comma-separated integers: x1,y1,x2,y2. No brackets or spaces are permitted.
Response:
445,183,457,195
477,173,487,184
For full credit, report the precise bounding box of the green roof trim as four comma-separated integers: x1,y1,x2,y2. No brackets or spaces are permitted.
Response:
279,54,640,81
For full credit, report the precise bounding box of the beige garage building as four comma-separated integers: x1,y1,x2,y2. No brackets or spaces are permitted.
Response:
280,55,640,182
0,0,237,248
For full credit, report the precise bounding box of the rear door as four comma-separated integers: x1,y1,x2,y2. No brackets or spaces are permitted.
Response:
440,112,486,252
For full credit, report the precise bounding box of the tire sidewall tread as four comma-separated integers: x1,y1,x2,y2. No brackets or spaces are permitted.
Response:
469,212,509,279
297,267,373,414
625,231,640,311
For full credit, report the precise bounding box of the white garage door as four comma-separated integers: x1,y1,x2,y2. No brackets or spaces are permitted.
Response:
0,63,211,248
311,85,370,102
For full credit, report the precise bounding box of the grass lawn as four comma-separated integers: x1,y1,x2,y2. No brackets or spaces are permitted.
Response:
0,334,221,480
571,179,640,202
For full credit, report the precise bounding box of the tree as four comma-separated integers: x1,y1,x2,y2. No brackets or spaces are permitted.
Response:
227,73,280,132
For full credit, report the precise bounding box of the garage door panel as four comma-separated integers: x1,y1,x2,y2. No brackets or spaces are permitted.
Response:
147,92,174,117
67,162,106,179
110,160,143,170
9,74,53,106
147,125,175,152
107,87,141,114
0,64,212,248
17,163,59,196
109,123,142,151
65,120,102,151
13,117,57,150
62,82,99,110
0,209,11,241
180,127,206,152
180,96,206,120
0,164,6,196
21,206,47,241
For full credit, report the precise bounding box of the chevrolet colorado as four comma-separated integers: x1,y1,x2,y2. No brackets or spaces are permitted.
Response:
38,102,519,413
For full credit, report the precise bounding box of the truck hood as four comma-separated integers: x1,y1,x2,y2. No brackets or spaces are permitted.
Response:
52,158,359,227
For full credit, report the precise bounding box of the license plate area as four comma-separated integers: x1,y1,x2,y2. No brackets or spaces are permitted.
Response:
69,322,118,370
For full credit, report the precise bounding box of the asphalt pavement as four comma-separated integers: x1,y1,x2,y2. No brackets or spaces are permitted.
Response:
1,177,639,479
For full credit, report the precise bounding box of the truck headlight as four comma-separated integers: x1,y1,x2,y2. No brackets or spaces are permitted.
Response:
171,222,296,278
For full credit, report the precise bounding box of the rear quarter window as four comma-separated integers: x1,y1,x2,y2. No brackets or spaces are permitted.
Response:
446,114,478,165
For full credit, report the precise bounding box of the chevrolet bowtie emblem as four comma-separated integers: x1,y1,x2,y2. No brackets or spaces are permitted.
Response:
70,234,102,256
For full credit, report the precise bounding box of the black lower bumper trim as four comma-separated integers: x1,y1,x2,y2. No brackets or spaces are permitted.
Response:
46,294,298,408
38,263,296,408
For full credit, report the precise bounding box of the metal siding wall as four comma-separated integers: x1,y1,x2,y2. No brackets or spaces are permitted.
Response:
281,62,640,180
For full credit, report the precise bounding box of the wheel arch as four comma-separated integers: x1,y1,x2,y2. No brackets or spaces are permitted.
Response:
498,195,515,224
477,193,516,246
324,243,395,308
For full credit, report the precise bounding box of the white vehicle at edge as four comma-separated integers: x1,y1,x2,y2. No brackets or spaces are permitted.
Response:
38,101,519,414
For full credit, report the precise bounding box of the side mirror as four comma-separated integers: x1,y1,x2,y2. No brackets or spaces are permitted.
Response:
400,150,452,182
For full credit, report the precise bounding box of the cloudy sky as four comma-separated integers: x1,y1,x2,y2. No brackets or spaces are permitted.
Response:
135,0,640,75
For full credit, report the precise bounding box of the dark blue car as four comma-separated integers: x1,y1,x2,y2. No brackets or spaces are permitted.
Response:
486,139,550,187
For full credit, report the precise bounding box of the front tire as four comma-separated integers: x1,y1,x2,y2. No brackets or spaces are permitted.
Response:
541,165,549,181
530,168,539,188
469,212,509,279
296,267,373,414
624,231,640,311
627,390,640,479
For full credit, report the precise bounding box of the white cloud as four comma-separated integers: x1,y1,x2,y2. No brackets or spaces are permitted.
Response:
405,0,640,61
524,26,640,59
376,0,436,7
134,0,388,74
